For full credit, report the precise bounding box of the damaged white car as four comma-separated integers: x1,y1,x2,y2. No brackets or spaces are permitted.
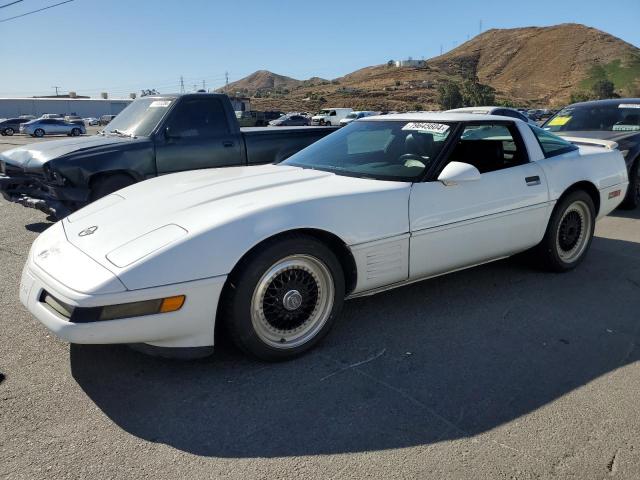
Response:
20,113,628,360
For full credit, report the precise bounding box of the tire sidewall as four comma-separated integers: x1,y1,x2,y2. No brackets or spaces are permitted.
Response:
542,191,595,271
5,128,14,136
622,158,639,209
34,129,44,137
223,235,345,360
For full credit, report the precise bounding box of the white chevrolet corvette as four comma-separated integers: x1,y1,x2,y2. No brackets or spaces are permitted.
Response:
20,113,628,360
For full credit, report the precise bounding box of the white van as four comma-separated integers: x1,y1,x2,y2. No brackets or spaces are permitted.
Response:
311,108,353,126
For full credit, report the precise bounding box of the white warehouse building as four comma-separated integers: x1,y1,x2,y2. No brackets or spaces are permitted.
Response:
0,98,133,119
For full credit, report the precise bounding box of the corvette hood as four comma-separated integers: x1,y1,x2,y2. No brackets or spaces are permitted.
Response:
0,134,136,169
62,164,409,286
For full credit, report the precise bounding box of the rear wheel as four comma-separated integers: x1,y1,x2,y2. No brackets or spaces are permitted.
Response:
4,127,14,136
222,235,345,361
536,190,595,272
71,128,81,136
34,128,45,137
325,121,332,126
90,173,135,201
620,159,639,209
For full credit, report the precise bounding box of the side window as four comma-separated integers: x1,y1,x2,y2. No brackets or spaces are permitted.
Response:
330,111,337,116
530,125,578,158
167,98,230,138
449,123,528,174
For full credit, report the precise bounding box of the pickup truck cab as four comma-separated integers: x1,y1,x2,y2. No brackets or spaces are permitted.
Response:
311,108,353,126
0,93,336,217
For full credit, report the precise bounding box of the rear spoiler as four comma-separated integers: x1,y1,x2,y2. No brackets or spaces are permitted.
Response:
560,136,619,150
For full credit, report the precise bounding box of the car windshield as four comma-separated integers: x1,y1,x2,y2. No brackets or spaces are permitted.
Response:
544,103,640,132
281,120,454,181
102,98,174,137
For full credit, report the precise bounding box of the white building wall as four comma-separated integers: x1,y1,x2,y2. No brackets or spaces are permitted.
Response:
0,98,133,118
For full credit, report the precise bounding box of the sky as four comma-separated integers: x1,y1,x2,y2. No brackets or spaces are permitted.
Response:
0,0,638,98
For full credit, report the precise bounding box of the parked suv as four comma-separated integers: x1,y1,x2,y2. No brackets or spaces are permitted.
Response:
20,118,86,137
99,115,117,126
0,118,30,136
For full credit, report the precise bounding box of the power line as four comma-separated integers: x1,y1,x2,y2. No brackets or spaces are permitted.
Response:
0,0,24,9
0,0,74,23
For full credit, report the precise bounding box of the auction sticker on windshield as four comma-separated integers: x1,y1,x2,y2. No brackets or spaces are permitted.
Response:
149,100,172,108
547,116,571,126
402,122,450,134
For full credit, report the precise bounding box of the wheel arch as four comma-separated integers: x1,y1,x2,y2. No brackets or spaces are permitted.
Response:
558,181,600,216
88,169,140,190
226,227,358,296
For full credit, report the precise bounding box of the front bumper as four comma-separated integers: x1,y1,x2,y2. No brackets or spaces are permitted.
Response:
20,254,227,349
0,172,86,218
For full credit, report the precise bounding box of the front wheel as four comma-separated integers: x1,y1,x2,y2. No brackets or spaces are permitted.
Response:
4,127,14,136
535,190,595,272
34,128,45,137
222,235,345,360
71,128,81,136
325,121,332,126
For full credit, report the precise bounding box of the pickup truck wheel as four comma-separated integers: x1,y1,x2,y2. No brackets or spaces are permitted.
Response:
90,174,135,201
34,128,45,137
536,190,595,272
222,235,345,361
620,159,639,209
4,127,14,136
71,128,81,136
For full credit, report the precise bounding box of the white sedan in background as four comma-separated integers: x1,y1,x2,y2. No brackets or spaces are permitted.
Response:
20,113,628,360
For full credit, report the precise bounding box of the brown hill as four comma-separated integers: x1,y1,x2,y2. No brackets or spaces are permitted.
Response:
218,70,327,96
232,23,640,112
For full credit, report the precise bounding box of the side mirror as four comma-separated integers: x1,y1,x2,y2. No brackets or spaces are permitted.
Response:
164,126,180,141
437,161,481,186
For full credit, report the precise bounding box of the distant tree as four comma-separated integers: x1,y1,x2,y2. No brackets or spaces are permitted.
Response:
437,81,463,109
461,80,495,106
395,80,401,87
413,104,424,111
591,79,615,99
387,59,395,67
569,91,592,103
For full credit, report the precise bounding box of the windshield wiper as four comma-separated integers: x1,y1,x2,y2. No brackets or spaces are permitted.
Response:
107,129,135,138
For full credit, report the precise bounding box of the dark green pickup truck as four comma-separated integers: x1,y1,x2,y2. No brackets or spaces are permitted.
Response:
0,93,336,217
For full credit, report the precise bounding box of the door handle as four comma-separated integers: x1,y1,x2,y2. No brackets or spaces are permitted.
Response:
525,175,541,186
222,141,234,148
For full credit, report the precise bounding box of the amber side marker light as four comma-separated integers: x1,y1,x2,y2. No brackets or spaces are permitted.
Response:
160,295,186,313
99,295,186,321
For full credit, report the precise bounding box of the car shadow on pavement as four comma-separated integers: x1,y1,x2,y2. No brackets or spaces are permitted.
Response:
70,236,640,458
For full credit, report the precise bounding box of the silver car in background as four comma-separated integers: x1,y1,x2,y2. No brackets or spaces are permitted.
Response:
20,118,87,137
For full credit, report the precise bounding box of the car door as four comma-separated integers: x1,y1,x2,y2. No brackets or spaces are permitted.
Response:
409,122,549,279
155,96,242,174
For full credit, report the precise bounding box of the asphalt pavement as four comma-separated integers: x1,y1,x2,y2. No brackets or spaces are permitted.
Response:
0,134,639,479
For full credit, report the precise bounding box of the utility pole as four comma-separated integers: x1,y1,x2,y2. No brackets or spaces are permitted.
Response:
440,44,443,55
52,86,60,96
479,19,482,34
202,79,206,91
225,71,229,89
180,76,185,94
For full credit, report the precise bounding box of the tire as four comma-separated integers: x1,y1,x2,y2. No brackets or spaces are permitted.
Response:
71,128,81,136
90,173,135,201
325,121,331,126
620,159,639,209
4,127,14,136
34,128,45,138
535,190,595,272
222,234,345,361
